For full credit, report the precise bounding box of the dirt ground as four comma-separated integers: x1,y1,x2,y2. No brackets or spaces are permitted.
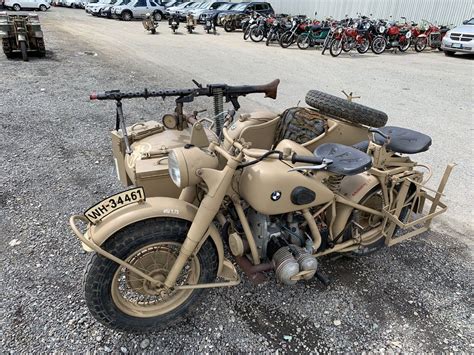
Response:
0,7,473,353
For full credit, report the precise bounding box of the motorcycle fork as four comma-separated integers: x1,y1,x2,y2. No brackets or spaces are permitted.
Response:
164,153,240,288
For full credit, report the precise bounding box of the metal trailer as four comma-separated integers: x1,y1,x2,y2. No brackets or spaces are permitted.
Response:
0,12,46,61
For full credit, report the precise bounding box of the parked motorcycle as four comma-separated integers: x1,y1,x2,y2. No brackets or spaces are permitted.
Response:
142,12,158,34
168,13,179,33
329,23,370,57
381,18,412,52
249,15,273,43
265,16,289,46
203,14,216,34
279,16,309,48
297,21,331,49
186,13,196,34
71,80,453,332
413,20,450,52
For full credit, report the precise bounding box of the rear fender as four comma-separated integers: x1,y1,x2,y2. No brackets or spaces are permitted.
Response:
82,197,225,274
331,173,380,237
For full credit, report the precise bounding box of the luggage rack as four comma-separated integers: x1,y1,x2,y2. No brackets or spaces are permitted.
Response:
382,163,455,246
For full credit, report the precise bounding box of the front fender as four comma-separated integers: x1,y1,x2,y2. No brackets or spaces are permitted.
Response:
417,34,427,38
82,197,225,274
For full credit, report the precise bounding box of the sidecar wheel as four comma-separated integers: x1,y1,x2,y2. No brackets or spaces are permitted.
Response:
305,89,388,127
83,218,217,332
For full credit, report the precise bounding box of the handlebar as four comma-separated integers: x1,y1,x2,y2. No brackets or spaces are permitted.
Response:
291,154,324,165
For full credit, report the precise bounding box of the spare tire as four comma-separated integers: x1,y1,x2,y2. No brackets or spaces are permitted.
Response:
305,90,388,127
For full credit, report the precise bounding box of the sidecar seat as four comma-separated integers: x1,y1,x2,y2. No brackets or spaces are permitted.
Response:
374,126,432,154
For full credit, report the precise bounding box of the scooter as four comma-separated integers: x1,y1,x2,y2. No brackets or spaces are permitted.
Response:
169,13,179,33
142,12,159,34
186,13,196,34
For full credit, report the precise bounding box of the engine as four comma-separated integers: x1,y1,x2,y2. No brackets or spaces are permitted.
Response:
229,208,318,285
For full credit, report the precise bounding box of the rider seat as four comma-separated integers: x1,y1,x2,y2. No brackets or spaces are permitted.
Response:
374,126,432,154
314,143,372,176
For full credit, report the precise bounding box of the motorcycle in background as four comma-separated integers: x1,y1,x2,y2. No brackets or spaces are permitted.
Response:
329,22,370,57
142,12,159,34
381,17,412,52
297,20,332,50
279,16,309,48
169,13,179,33
414,20,450,52
203,14,216,34
186,13,196,34
265,16,289,46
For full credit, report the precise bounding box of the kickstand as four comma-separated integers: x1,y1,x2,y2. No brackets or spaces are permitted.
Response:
315,269,331,286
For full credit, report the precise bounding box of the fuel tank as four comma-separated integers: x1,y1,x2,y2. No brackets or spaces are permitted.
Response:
239,159,333,215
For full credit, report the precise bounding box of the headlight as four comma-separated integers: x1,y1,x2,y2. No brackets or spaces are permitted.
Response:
337,28,343,34
168,147,218,188
379,25,385,33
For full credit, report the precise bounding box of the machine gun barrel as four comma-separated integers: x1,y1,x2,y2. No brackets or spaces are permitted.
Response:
89,79,280,102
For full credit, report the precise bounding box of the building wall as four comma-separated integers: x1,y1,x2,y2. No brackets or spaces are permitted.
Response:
266,0,473,25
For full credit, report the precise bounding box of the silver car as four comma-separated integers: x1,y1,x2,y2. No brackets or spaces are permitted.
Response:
113,0,165,21
441,18,474,56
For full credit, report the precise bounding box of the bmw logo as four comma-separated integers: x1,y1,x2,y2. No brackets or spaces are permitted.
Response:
271,191,282,201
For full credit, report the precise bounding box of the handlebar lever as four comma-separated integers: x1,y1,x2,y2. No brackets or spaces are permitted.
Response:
288,158,333,172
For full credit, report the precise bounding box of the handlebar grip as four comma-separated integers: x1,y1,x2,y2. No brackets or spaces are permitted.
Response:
291,154,323,165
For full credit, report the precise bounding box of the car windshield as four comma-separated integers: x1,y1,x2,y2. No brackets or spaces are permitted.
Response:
196,2,211,9
231,3,248,11
175,2,191,9
116,0,129,5
217,3,233,10
465,18,474,25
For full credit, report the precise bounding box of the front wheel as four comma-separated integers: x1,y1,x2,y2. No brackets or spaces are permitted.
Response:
265,31,273,46
20,41,28,61
151,28,156,34
329,38,343,57
399,38,411,52
12,3,21,10
356,38,370,53
250,27,264,42
39,4,47,11
153,11,162,21
414,37,427,52
243,26,251,40
296,33,310,50
121,11,132,21
83,218,218,332
279,32,294,48
224,21,234,32
371,36,386,54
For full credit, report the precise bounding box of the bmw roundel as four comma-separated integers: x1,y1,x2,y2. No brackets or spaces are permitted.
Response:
271,191,282,201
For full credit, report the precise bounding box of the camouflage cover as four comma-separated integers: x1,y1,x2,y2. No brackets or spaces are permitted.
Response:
274,107,326,145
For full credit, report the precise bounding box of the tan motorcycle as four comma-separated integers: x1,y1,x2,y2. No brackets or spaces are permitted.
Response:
70,86,453,332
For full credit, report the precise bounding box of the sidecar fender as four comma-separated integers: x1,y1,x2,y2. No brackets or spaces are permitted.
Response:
331,173,380,237
82,197,225,275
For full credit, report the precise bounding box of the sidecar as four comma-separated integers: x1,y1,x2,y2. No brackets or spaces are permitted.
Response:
112,90,387,198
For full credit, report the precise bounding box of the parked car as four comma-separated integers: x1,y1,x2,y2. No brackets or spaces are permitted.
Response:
113,0,165,21
90,0,117,15
165,1,195,18
441,18,474,56
189,1,228,22
217,2,274,25
85,0,106,13
174,1,200,20
101,0,128,17
63,0,84,7
199,2,236,23
4,0,50,11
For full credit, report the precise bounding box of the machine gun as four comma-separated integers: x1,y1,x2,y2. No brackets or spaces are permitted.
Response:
90,79,280,153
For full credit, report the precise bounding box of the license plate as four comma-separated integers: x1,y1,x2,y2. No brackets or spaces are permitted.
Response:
452,43,462,48
84,187,145,224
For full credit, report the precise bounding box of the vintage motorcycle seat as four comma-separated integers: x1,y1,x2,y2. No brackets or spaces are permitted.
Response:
374,126,432,154
314,143,372,176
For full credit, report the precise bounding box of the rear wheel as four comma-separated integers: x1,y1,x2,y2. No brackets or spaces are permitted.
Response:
12,3,21,10
20,41,28,61
224,21,234,32
329,39,343,57
297,33,310,50
39,4,47,11
83,218,218,332
154,11,162,21
399,38,411,52
414,37,427,52
265,31,274,46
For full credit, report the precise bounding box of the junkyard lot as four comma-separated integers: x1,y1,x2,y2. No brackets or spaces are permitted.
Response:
0,8,472,353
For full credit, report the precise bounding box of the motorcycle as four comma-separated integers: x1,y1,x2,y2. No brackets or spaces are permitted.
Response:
329,22,371,57
142,12,159,34
168,13,179,33
249,15,273,43
279,16,309,48
203,14,216,34
265,16,289,46
381,18,412,52
413,20,450,52
185,13,196,34
70,81,454,332
296,21,331,50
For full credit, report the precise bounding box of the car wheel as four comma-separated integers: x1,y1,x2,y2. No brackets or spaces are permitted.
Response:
154,11,162,21
122,11,132,21
444,50,455,56
39,4,47,11
13,3,21,10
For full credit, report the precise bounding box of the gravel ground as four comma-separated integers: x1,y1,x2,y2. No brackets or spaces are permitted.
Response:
1,9,473,353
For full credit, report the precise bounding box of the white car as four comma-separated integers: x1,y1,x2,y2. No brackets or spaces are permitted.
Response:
63,0,85,8
441,18,474,56
5,0,50,11
113,0,165,21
